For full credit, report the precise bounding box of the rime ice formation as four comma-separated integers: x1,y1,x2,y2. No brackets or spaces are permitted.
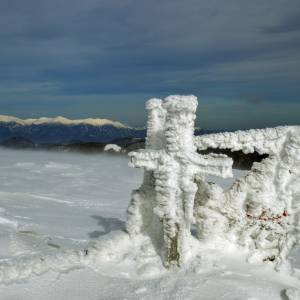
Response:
194,126,292,155
127,95,233,267
194,126,300,270
285,287,300,300
127,95,300,271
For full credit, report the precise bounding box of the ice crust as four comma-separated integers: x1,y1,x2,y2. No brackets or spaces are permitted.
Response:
127,95,233,267
195,125,300,270
194,126,293,155
128,95,300,270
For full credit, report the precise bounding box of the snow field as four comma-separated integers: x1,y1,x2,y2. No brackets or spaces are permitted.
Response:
0,148,299,299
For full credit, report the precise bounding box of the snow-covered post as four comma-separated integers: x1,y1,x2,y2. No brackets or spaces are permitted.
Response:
145,98,166,150
141,99,166,195
126,99,166,237
128,95,233,267
158,95,200,266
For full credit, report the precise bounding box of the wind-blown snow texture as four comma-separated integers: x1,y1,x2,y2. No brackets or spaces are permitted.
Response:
0,149,299,299
195,125,300,271
128,95,300,271
127,96,233,267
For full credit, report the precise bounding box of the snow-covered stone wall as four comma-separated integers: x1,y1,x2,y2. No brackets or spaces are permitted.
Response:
127,94,300,271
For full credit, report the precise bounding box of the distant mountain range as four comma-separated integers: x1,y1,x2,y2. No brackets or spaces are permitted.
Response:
0,115,145,145
0,115,219,151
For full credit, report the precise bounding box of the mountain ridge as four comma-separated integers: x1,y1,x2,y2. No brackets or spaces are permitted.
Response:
0,114,221,148
0,115,127,128
0,114,145,144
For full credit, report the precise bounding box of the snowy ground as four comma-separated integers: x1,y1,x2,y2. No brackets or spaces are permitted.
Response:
0,148,299,300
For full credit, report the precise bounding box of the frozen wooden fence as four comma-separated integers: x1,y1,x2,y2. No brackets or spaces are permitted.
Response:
127,95,300,270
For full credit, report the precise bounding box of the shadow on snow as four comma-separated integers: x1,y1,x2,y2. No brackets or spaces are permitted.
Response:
88,215,126,238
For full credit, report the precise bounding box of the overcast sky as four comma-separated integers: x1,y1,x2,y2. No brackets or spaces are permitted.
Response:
0,0,299,129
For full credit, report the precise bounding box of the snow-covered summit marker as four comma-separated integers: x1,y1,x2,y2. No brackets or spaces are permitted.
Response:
127,95,233,267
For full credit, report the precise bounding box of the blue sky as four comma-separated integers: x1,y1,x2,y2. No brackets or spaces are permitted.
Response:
0,0,299,129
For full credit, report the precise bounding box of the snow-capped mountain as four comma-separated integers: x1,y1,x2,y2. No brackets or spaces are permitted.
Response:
0,115,146,145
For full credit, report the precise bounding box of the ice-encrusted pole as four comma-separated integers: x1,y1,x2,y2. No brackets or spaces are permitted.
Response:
145,98,166,150
141,99,166,197
127,95,233,267
126,99,166,237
